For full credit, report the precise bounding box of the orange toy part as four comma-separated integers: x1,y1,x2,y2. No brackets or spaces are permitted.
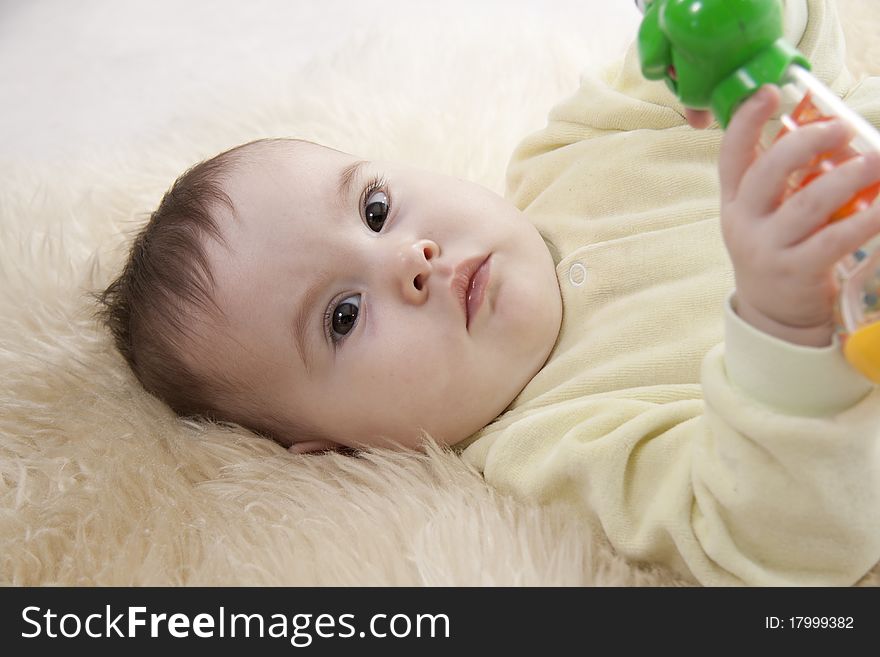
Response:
775,93,880,222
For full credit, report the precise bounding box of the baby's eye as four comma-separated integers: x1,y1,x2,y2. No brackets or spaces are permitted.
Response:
364,189,389,232
328,294,361,341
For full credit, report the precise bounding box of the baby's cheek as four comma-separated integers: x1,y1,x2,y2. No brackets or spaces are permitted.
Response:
387,331,464,391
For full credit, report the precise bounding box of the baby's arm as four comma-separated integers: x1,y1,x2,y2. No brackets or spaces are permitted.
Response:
719,85,880,347
689,85,880,584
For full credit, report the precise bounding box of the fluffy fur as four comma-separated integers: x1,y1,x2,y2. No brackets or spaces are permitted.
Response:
1,1,877,586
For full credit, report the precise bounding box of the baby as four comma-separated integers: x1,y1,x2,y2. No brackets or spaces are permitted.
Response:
100,136,563,453
99,0,880,585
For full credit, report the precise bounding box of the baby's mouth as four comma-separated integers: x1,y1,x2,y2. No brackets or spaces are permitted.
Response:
452,255,492,330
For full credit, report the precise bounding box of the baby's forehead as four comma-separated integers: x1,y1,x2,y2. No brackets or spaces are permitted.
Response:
202,139,354,297
220,139,355,201
238,138,349,170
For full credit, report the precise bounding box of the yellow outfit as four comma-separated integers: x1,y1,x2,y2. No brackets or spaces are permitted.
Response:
459,0,880,585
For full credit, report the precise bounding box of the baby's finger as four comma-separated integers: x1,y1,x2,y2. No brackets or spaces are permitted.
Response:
739,118,853,216
720,86,779,205
774,152,880,246
685,108,713,129
795,199,880,271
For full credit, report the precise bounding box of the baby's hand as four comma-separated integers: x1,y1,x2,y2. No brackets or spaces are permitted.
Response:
719,85,880,347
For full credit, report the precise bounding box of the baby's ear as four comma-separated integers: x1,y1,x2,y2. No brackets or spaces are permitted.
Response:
288,439,340,455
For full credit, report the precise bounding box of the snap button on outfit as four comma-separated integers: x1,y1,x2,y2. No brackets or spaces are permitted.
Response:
568,262,587,287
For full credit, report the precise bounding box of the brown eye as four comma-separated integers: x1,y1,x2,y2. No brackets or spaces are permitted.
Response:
364,190,388,232
329,294,360,341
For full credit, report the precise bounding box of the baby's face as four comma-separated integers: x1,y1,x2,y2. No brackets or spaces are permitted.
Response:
203,141,561,451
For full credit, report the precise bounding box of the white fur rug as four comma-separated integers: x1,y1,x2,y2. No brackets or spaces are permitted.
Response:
1,0,878,586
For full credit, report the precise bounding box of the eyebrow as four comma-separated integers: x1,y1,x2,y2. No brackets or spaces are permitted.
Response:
293,273,330,377
337,159,368,204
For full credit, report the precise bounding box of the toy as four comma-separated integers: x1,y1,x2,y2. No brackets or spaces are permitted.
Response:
636,0,880,382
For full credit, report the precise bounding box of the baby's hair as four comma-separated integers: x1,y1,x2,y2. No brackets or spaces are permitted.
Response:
97,138,296,441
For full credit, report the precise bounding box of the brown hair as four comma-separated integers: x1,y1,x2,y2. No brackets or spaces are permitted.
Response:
97,140,273,433
98,138,330,445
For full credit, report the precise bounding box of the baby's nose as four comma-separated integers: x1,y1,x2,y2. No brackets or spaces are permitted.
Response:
396,239,440,304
